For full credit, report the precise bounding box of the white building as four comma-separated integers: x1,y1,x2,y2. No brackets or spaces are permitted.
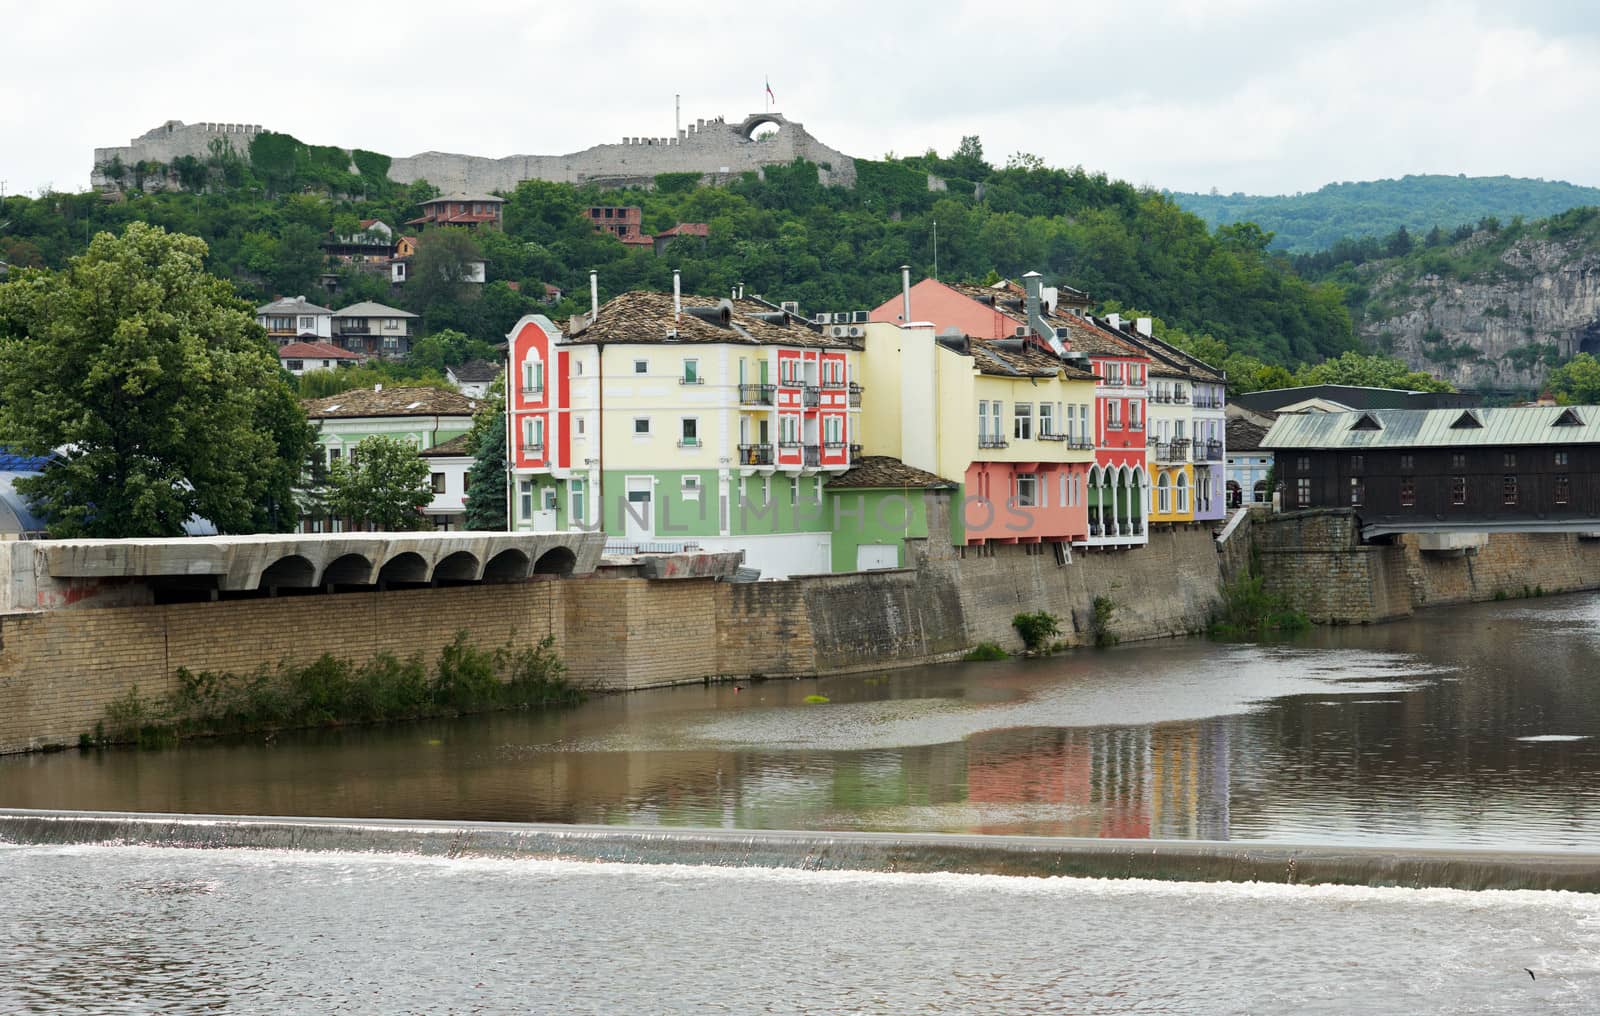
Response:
258,296,334,344
419,433,476,530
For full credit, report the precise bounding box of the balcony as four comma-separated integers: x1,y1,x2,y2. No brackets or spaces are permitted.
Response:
824,440,848,450
520,385,544,398
738,443,773,466
802,387,821,408
1068,437,1094,450
677,438,702,448
678,376,705,386
1173,392,1190,404
821,377,847,389
978,436,1010,449
848,383,863,407
849,443,863,463
1202,439,1224,461
1170,438,1191,461
1152,392,1172,404
738,383,776,406
1037,432,1067,442
804,446,821,467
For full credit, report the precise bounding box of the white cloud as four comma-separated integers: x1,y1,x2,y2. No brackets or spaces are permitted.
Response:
4,0,1599,198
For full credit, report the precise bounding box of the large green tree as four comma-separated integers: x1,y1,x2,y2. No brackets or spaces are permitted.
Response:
0,222,313,537
1292,350,1454,392
1545,353,1600,404
327,435,432,531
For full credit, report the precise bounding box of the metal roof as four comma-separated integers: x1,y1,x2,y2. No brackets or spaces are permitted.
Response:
1262,406,1600,450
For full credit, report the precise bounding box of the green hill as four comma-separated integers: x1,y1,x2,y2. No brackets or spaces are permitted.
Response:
0,132,1354,371
1170,175,1600,253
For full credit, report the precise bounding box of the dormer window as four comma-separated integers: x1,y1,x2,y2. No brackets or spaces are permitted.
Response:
1351,412,1382,431
1450,410,1482,429
1554,408,1584,427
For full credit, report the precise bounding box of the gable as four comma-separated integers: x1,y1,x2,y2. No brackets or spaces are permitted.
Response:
1350,412,1382,431
1554,408,1584,427
1449,410,1483,429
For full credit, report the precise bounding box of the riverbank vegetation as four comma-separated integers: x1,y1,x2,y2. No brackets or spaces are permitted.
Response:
83,633,577,749
1210,573,1310,639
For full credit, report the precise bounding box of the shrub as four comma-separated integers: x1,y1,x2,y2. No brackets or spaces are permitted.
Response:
1012,612,1061,653
1090,596,1120,648
1210,573,1310,639
964,642,1009,661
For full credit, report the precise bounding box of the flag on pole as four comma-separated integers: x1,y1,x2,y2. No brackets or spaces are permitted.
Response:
765,77,776,105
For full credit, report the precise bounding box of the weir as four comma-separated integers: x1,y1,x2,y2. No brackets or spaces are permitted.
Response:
3,810,1598,893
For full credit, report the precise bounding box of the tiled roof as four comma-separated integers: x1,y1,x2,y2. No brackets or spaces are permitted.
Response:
826,456,956,490
421,194,505,205
449,359,502,382
657,223,710,237
568,290,857,349
333,301,416,319
278,341,358,360
968,339,1095,380
949,280,1147,360
1226,415,1274,452
419,433,475,457
1099,319,1224,383
257,296,333,316
302,386,477,420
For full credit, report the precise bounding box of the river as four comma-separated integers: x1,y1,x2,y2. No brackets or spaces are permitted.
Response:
4,593,1600,849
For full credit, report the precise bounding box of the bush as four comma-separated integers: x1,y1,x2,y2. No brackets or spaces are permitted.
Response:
1210,573,1310,639
1013,612,1061,653
964,642,1009,661
1090,596,1119,648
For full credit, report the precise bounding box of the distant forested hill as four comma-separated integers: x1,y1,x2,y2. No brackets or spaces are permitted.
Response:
0,132,1354,372
1170,175,1600,253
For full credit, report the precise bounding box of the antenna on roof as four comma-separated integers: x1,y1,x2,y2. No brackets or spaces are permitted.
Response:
932,220,938,280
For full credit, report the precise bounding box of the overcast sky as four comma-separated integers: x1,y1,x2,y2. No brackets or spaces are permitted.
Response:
5,0,1599,199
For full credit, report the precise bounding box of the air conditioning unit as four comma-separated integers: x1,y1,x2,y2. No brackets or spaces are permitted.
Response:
814,312,833,325
851,311,869,324
830,325,851,339
848,326,863,338
781,301,800,315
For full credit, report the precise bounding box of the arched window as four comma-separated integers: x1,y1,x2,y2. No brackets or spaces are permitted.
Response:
1176,472,1189,513
521,354,545,398
1157,473,1171,514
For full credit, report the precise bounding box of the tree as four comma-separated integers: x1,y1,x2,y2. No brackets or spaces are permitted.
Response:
0,222,312,537
409,227,483,324
326,435,432,531
1293,350,1454,393
1545,353,1600,404
464,380,508,530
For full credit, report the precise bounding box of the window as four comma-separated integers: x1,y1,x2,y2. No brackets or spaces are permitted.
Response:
1400,478,1416,507
977,400,990,442
1157,474,1171,513
576,418,586,437
1106,400,1122,430
286,359,303,372
519,480,534,520
1400,454,1414,471
1014,403,1033,440
680,418,699,446
990,401,1002,440
1556,451,1569,467
522,357,544,395
1129,399,1143,430
1176,473,1189,513
1503,474,1518,505
327,446,342,466
570,479,587,525
1504,452,1517,469
1556,474,1571,504
1015,473,1039,508
1039,402,1054,436
1451,476,1466,505
682,475,702,498
1296,477,1311,507
298,315,315,331
523,417,544,452
1350,477,1364,507
431,472,446,494
790,476,800,504
1451,453,1467,470
1296,456,1310,472
633,359,649,374
633,417,651,436
1350,454,1364,472
682,359,700,384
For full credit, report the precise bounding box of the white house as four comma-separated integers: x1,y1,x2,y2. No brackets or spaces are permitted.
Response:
332,301,419,357
258,296,334,344
418,433,476,530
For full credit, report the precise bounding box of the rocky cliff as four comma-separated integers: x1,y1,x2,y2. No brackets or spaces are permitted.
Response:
1359,232,1600,391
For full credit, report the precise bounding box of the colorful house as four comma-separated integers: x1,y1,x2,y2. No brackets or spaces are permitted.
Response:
856,318,1098,548
871,275,1151,547
505,284,862,577
823,456,957,572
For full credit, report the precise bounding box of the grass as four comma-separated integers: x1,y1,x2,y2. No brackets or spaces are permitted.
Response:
963,642,1010,662
1210,574,1311,639
84,632,578,749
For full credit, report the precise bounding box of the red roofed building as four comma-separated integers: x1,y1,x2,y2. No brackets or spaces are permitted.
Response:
277,340,360,376
653,222,709,255
406,195,504,230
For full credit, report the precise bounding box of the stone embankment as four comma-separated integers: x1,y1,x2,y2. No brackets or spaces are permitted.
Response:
0,526,1226,755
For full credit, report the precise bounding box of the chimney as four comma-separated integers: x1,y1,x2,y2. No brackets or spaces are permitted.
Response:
374,383,383,392
1136,317,1153,337
589,270,599,322
1022,271,1064,355
901,265,912,322
673,269,681,322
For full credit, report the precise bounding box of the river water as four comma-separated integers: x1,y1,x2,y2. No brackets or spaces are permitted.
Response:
4,593,1600,849
5,595,1600,1012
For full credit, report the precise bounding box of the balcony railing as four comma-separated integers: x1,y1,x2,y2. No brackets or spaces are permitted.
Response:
1202,439,1224,461
978,436,1009,449
804,446,821,467
1068,437,1094,450
738,443,773,465
1152,392,1172,404
848,383,863,407
1037,432,1067,442
778,439,804,448
738,383,776,406
677,437,702,448
678,376,705,385
1173,392,1190,404
824,440,847,449
849,443,863,462
1170,438,1191,460
521,385,544,398
821,378,847,389
802,387,821,408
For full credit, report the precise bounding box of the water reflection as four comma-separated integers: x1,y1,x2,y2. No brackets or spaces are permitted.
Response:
5,595,1600,849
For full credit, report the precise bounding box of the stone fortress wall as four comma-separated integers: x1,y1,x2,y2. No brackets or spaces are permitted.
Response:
91,113,857,192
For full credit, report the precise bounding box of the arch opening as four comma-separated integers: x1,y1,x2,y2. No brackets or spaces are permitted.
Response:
378,551,428,585
485,548,533,583
740,116,784,141
321,552,376,587
432,550,481,583
531,546,577,577
258,555,316,590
